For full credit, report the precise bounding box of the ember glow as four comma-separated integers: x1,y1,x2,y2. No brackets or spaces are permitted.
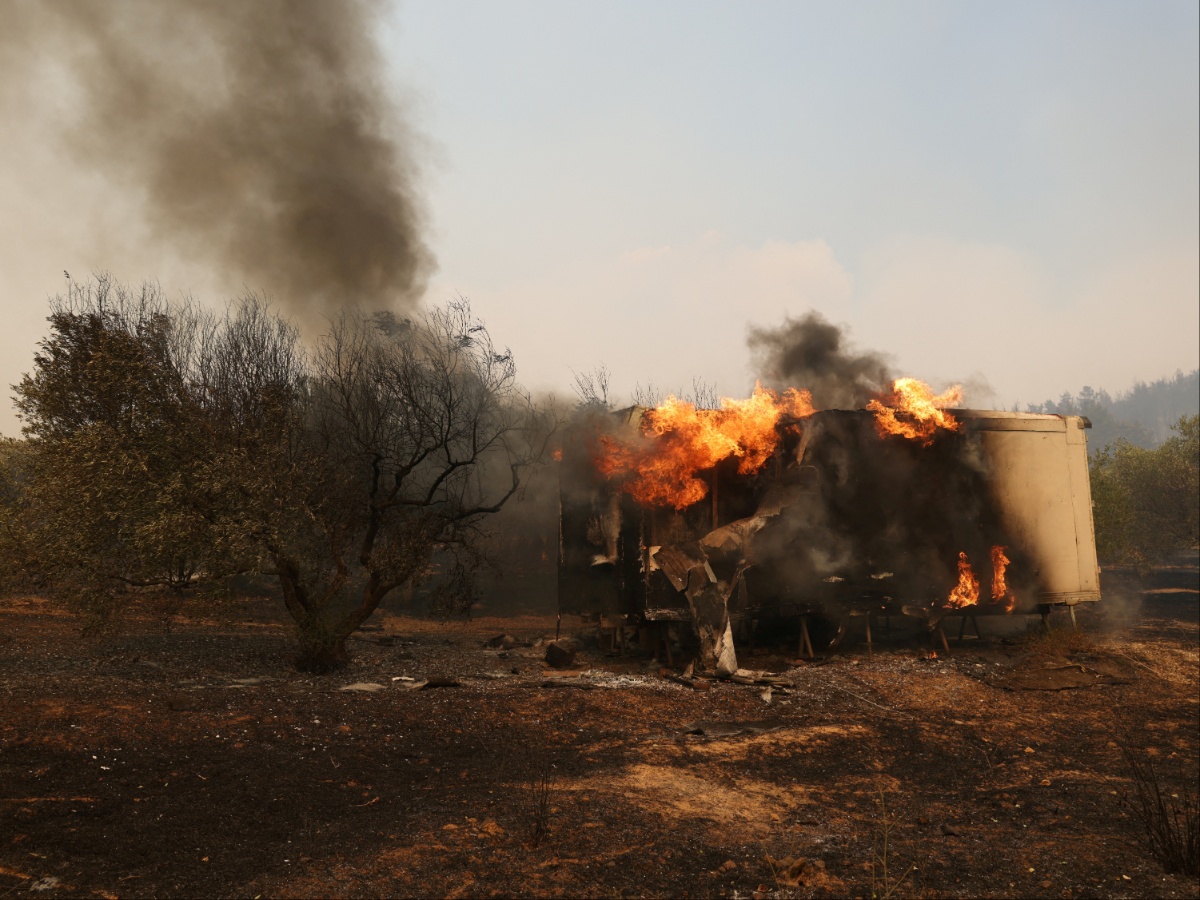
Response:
595,382,814,509
946,551,980,608
991,545,1016,612
867,378,962,445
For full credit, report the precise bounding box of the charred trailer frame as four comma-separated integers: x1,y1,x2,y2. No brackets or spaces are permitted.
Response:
557,408,1101,671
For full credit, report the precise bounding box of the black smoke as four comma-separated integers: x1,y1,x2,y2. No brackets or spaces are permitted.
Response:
1,0,431,318
748,312,891,409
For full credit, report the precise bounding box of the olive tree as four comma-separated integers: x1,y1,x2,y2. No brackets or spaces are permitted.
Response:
11,277,247,607
1090,414,1199,568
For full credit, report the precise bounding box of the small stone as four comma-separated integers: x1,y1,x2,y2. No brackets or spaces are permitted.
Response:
545,641,578,669
940,824,959,836
719,860,737,873
420,676,461,689
339,682,384,692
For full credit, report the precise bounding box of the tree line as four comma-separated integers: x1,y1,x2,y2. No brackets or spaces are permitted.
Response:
0,277,556,670
1027,377,1199,569
1027,369,1199,450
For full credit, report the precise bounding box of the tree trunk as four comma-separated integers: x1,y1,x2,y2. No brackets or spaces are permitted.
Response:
278,565,395,672
294,624,351,673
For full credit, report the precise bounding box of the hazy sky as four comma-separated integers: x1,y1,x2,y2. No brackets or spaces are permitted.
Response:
1,0,1197,435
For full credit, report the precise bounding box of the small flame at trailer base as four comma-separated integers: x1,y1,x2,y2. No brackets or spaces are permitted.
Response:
992,545,1016,613
944,546,1017,612
867,378,962,445
946,551,980,608
595,382,813,509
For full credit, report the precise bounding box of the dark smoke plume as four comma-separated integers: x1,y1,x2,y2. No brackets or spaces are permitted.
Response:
748,312,891,409
1,0,431,318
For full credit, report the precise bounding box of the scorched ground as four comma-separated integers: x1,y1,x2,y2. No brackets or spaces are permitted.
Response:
0,574,1196,899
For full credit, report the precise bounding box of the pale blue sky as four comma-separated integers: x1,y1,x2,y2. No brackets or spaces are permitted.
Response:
382,0,1198,406
1,1,1196,434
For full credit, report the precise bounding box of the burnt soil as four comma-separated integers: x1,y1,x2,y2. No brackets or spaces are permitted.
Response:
1,573,1197,899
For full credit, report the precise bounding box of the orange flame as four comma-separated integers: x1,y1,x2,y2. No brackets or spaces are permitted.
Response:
991,545,1016,613
867,378,962,445
946,551,979,608
595,382,814,509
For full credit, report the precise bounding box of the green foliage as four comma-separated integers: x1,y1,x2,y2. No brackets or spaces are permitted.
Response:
1090,415,1199,567
9,279,253,611
0,437,36,593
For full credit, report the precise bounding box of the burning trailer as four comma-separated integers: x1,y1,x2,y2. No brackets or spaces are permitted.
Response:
557,382,1101,674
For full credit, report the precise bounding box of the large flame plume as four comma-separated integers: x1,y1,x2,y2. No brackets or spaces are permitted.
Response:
867,378,962,445
595,383,813,509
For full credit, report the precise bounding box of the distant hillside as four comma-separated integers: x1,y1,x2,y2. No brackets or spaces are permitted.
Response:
1026,369,1199,452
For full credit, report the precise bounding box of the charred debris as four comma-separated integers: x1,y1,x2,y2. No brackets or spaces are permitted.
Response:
558,402,1101,675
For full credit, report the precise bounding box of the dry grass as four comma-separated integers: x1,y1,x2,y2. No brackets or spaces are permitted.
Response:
869,791,918,900
1119,744,1200,878
1018,618,1101,658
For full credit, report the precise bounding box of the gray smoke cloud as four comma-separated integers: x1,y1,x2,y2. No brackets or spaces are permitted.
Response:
0,0,431,319
748,312,891,409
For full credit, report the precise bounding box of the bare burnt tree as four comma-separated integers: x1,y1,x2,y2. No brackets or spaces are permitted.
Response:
689,377,719,410
632,376,720,410
631,381,665,409
260,301,554,671
571,364,612,411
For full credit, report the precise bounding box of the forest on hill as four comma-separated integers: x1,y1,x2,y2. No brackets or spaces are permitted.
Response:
1026,369,1199,452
